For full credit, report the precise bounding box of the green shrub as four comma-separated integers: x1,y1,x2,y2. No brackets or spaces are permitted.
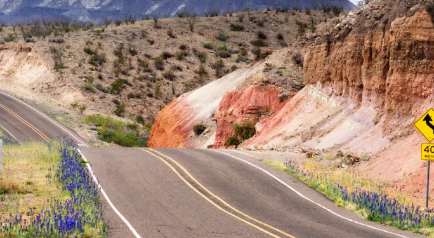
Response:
193,124,207,136
95,83,110,93
84,47,95,55
114,103,126,116
225,136,241,147
83,82,95,93
100,130,147,147
216,32,228,41
136,115,145,125
217,50,231,58
197,51,207,63
217,44,227,51
163,70,176,81
89,53,106,66
82,114,125,131
214,60,225,77
203,42,213,49
175,51,186,60
111,78,128,94
230,23,244,31
154,56,165,70
250,39,267,47
276,32,284,40
233,121,256,140
128,93,135,98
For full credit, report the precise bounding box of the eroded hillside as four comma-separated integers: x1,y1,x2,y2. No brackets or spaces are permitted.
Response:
0,9,336,142
149,0,434,202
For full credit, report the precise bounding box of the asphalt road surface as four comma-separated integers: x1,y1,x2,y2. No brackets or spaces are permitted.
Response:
0,90,86,146
0,90,424,238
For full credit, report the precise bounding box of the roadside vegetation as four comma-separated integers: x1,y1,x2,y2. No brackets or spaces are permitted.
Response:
0,139,107,237
266,159,434,236
83,114,148,147
225,121,256,147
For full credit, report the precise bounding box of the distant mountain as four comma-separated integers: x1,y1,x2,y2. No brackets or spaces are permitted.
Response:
0,0,355,23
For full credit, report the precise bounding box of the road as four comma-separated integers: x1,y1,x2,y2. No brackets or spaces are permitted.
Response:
0,90,423,238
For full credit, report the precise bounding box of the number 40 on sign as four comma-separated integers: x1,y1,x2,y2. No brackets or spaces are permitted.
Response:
422,144,434,161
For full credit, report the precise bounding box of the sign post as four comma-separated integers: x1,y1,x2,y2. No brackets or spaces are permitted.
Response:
101,124,105,139
0,139,2,172
415,108,434,209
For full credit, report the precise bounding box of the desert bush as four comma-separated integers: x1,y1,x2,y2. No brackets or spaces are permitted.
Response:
230,24,244,31
250,39,267,47
251,47,261,60
179,44,188,50
175,51,186,60
154,56,165,70
163,70,176,81
136,115,145,125
123,13,137,24
238,12,245,22
233,121,256,141
225,136,241,147
84,47,95,55
162,51,174,59
89,53,106,66
193,124,207,136
111,78,128,94
257,18,266,27
114,102,126,116
197,51,207,63
203,42,213,49
95,83,110,93
204,8,219,17
213,60,225,77
188,15,197,32
257,30,267,39
83,82,95,93
217,50,231,58
128,44,138,56
216,32,228,41
198,64,208,78
114,19,122,26
167,29,175,38
276,32,284,40
292,53,304,67
332,6,343,16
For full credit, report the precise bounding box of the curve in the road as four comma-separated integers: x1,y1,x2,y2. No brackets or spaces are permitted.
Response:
142,148,295,238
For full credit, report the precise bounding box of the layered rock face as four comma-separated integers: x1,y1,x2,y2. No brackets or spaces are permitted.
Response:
212,85,284,148
304,10,434,124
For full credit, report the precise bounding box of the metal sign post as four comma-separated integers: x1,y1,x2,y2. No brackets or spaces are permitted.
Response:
428,161,431,210
0,139,3,172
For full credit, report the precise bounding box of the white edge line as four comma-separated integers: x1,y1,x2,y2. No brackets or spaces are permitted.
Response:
0,90,89,147
213,150,409,238
77,149,142,238
0,123,21,144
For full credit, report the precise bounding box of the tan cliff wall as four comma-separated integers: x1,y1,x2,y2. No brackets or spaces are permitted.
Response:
304,11,434,121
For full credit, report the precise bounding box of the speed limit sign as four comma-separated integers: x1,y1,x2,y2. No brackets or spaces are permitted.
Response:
422,143,434,161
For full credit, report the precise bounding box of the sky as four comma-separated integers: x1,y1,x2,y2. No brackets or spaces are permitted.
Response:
349,0,359,5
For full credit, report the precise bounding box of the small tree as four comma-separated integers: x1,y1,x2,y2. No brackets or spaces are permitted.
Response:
188,15,196,32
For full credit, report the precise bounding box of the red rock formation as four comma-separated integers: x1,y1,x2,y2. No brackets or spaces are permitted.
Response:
148,95,193,148
212,85,284,148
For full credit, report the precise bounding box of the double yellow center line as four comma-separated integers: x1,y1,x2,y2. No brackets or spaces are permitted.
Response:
0,102,51,143
140,148,296,238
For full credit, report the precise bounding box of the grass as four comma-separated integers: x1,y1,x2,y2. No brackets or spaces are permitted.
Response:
266,159,434,235
83,114,148,147
0,140,108,237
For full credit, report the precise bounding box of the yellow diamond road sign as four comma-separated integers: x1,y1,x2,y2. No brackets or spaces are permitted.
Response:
414,108,434,142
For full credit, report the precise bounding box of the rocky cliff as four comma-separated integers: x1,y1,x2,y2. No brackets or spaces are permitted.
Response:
149,1,434,197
